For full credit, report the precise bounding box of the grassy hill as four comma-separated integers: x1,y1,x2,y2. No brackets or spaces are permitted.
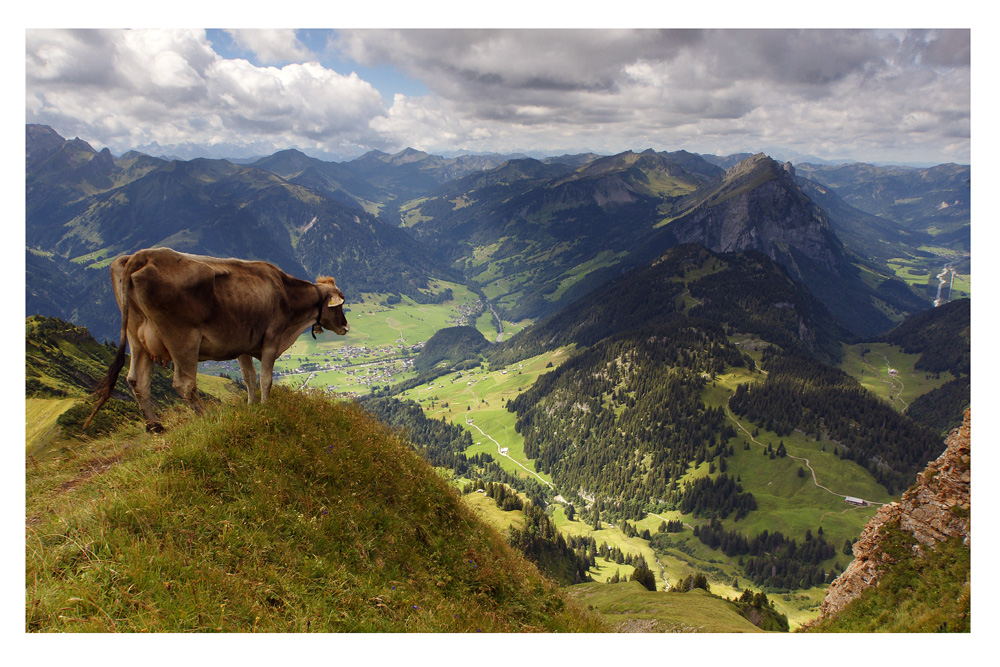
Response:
25,315,233,457
25,387,606,632
566,581,767,633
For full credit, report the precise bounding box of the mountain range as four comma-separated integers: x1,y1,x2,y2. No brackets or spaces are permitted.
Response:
26,123,967,344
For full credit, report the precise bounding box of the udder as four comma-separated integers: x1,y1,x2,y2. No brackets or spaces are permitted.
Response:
138,323,172,365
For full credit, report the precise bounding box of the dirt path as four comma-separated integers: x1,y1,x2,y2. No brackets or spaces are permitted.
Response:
464,416,553,488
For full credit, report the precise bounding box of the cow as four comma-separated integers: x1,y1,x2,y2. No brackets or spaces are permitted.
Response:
85,247,349,432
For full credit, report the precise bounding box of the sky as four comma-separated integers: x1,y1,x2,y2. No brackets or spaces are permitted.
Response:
21,8,975,166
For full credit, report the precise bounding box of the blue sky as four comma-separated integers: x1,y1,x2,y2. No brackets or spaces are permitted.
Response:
204,29,430,104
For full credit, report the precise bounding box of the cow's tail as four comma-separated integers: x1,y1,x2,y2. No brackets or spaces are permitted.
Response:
83,268,132,430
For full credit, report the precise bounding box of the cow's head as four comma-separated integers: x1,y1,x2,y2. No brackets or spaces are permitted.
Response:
316,276,350,335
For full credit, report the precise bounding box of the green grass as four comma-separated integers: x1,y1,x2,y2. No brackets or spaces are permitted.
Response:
25,398,79,453
395,347,573,483
565,581,766,632
886,252,971,300
391,357,894,627
25,388,606,632
806,525,970,632
838,342,955,411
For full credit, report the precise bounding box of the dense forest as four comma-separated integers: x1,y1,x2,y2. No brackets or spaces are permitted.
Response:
687,517,840,590
412,325,489,373
685,250,848,364
504,500,597,586
507,319,748,515
728,350,944,493
488,244,848,371
906,376,971,435
877,297,970,375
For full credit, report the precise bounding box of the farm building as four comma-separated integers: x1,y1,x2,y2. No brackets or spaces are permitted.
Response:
844,496,868,507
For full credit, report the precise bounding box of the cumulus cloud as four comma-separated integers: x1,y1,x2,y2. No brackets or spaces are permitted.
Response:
26,28,388,158
25,28,970,164
223,29,314,65
336,28,970,163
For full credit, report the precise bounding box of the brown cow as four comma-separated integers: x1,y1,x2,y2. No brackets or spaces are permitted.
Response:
85,247,349,432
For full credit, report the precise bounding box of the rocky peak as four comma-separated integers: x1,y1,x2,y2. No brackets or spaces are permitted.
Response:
813,408,971,621
722,152,777,181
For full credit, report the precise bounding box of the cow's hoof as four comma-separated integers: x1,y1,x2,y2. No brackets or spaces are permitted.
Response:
146,422,165,434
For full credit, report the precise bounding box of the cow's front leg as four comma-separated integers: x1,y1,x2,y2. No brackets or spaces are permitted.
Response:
259,351,277,404
237,354,259,404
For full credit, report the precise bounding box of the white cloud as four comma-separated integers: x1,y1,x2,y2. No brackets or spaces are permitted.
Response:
24,28,971,164
26,29,389,158
223,29,314,65
339,28,970,163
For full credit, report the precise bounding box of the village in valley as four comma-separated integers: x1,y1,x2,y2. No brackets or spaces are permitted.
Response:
201,340,426,395
196,285,501,397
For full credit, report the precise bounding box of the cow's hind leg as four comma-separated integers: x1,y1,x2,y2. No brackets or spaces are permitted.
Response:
238,354,259,404
126,345,163,432
167,340,206,416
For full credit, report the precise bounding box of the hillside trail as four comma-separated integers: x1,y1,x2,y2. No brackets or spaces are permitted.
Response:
385,317,406,344
860,351,908,410
463,415,553,489
725,406,884,507
461,380,553,489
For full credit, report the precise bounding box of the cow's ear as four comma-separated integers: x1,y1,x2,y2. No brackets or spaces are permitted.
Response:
329,293,345,307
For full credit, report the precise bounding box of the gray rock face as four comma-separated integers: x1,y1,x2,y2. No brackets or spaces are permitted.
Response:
669,154,842,278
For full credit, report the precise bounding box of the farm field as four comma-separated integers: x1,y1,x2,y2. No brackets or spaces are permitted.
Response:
886,250,970,301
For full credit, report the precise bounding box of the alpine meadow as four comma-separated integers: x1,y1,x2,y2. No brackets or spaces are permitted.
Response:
25,27,973,642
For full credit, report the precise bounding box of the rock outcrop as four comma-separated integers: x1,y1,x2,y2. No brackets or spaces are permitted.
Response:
814,408,971,620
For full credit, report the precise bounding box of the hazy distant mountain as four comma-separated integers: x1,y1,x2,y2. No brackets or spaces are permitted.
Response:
795,162,970,250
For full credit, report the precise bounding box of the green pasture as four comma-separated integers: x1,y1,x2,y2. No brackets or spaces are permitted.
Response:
886,252,971,300
544,249,627,303
552,505,666,590
459,488,527,534
25,397,78,453
705,370,889,544
838,342,955,411
304,281,482,351
397,347,573,484
566,582,766,633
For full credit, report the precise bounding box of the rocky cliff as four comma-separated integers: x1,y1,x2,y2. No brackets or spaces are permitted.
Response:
669,153,844,275
814,408,971,621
